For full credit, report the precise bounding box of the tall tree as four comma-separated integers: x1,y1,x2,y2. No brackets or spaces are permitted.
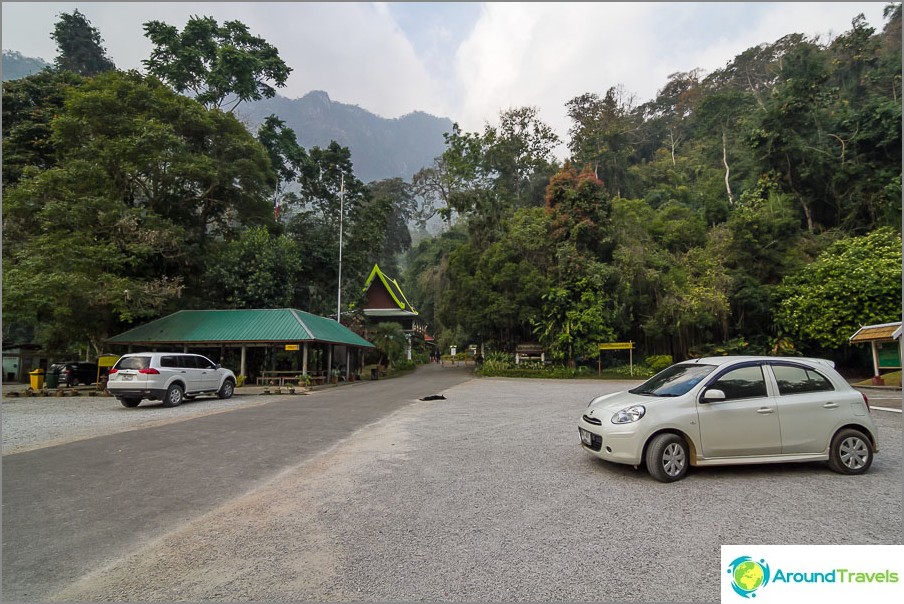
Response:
50,9,116,75
143,16,292,112
775,227,903,351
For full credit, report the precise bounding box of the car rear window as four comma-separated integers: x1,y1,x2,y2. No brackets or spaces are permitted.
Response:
115,356,151,370
772,364,835,395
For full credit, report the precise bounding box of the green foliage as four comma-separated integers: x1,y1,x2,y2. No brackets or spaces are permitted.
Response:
775,227,903,349
50,9,116,75
143,15,291,112
205,226,302,308
644,355,673,373
368,322,407,368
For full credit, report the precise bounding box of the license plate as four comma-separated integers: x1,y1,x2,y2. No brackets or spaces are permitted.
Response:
122,374,133,381
579,428,593,446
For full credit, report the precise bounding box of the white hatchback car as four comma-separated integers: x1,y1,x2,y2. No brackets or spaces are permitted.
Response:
107,352,236,408
578,356,879,482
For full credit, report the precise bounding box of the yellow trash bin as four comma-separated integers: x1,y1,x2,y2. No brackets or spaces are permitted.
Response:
29,368,45,390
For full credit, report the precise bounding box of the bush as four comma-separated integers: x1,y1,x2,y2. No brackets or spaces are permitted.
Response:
644,355,673,373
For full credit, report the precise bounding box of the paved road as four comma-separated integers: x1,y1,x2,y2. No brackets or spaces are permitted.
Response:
1,364,475,601
2,368,899,601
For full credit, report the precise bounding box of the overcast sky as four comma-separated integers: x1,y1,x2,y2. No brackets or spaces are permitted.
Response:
1,2,893,144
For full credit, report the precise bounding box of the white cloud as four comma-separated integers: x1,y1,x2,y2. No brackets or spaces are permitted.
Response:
2,1,892,149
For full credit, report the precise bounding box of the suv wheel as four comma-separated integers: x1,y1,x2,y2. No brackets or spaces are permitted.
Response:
828,428,873,475
119,397,141,408
162,384,184,408
218,379,235,399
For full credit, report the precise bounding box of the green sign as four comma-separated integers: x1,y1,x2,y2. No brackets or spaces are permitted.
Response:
877,342,901,369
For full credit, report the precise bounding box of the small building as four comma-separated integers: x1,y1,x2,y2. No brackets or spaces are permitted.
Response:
360,264,427,360
106,308,374,382
849,321,902,385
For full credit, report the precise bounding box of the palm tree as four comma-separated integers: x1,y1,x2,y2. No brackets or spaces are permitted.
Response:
370,322,406,368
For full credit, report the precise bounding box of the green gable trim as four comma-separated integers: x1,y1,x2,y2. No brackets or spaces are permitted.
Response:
363,264,417,313
107,309,374,348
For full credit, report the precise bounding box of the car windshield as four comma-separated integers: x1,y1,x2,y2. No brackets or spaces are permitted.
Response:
629,363,716,397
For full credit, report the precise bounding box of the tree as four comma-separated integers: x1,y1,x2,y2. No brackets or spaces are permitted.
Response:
1,70,84,187
50,9,116,75
204,226,302,308
774,227,902,350
369,322,407,368
143,16,292,112
2,70,274,354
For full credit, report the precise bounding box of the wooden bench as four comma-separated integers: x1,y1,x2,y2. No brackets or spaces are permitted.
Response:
256,371,324,387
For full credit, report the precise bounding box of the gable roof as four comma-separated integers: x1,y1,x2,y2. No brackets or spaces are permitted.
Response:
849,321,903,343
362,264,417,314
107,309,374,347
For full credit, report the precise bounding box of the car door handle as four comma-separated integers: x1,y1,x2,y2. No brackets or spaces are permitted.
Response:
756,407,774,414
823,402,838,409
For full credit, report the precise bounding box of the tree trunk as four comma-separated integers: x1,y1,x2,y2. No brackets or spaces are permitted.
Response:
722,129,734,206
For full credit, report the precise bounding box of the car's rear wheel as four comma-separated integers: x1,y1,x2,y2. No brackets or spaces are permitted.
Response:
119,397,141,408
162,384,184,408
645,433,689,482
217,379,235,399
828,428,873,475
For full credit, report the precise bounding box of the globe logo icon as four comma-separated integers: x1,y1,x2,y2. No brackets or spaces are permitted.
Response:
726,556,771,598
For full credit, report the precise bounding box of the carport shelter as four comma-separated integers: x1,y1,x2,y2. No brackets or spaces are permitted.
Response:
106,309,374,382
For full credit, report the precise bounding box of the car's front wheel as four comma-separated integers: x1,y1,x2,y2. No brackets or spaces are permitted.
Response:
217,379,235,399
162,384,184,408
828,428,873,475
119,397,141,408
645,433,689,482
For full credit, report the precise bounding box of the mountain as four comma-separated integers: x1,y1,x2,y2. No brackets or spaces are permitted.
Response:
2,48,454,184
237,91,454,183
2,50,50,81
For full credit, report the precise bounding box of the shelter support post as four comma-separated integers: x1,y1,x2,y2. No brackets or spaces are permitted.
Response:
240,346,247,378
303,342,309,376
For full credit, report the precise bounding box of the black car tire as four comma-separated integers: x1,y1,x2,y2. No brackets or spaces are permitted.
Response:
119,397,141,408
827,428,873,475
217,379,235,400
162,384,184,408
645,433,689,482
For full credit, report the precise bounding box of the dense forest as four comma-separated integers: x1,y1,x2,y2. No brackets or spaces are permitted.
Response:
2,7,902,372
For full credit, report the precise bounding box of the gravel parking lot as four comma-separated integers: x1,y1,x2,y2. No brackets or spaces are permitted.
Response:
3,377,902,601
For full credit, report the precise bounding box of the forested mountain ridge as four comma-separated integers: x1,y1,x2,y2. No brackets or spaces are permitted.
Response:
2,49,454,184
1,50,50,81
238,91,454,184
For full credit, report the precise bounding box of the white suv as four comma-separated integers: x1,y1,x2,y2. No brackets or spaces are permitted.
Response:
107,352,236,408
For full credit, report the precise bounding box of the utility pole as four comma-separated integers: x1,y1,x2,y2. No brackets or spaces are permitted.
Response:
336,173,344,323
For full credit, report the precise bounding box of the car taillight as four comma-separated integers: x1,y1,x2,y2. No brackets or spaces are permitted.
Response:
109,368,118,374
861,392,871,412
138,368,160,374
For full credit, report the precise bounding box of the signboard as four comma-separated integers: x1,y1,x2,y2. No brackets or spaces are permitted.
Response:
285,344,300,351
599,342,634,350
877,342,901,369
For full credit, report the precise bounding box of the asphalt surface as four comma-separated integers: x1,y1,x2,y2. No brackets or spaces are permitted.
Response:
2,365,475,601
1,366,901,602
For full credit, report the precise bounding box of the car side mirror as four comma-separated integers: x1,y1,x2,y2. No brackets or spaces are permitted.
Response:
702,389,726,402
215,363,222,369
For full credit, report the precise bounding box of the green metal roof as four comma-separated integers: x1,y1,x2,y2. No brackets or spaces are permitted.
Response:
107,309,374,347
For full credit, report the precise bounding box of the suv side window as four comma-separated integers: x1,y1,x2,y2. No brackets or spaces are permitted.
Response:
195,355,216,369
772,364,834,395
709,365,768,400
160,356,181,369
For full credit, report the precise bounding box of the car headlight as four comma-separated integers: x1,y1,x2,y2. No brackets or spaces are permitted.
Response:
611,405,646,424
